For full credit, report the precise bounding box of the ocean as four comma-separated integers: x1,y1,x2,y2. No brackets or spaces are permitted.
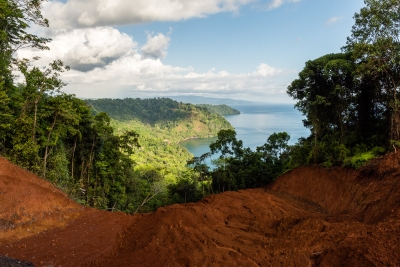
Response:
180,104,310,166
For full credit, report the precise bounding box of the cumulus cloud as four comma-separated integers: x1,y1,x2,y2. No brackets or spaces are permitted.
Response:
72,58,287,100
325,17,343,26
43,0,302,29
17,27,290,101
59,59,287,100
43,0,256,29
18,27,137,72
255,63,283,77
63,28,137,71
141,33,171,59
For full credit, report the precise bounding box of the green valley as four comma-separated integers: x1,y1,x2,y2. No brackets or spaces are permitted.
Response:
86,98,234,181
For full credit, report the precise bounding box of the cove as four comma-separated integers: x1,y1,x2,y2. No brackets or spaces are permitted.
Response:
180,104,310,167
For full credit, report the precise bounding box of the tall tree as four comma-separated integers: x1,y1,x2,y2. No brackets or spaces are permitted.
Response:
344,0,400,141
0,0,50,158
17,59,69,143
287,53,357,164
0,0,50,92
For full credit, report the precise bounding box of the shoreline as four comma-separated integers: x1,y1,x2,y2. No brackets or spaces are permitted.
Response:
179,135,215,143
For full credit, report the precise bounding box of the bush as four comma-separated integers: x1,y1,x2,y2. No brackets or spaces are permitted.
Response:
343,146,385,169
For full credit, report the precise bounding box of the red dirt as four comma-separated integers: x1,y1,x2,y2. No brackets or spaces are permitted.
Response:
0,155,400,266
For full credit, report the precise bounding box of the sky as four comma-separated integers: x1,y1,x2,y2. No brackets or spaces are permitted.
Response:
18,0,366,103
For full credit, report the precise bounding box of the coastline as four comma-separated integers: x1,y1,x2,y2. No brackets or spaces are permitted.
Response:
178,135,214,143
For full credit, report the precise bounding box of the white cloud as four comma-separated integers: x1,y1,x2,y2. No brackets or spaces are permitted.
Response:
43,0,257,29
58,57,289,101
255,63,283,77
17,26,291,102
267,0,283,9
325,17,343,26
141,33,171,59
43,0,302,29
266,0,301,10
18,27,137,72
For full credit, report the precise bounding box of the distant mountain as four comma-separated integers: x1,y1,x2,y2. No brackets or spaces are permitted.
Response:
169,96,265,105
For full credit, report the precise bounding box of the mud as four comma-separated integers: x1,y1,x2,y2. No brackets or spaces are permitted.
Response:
0,155,399,266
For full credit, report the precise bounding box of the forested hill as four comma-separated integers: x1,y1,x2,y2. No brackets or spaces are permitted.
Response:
85,98,237,125
196,104,240,115
84,97,236,194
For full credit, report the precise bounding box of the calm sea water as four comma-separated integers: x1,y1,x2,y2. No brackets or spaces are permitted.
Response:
180,104,310,165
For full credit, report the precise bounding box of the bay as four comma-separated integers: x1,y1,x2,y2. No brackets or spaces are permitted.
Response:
180,104,310,166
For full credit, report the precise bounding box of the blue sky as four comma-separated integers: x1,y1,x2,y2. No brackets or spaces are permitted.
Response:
21,0,366,103
119,0,363,72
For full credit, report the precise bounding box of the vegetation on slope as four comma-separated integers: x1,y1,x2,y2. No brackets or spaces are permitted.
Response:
0,0,230,213
86,98,233,138
86,98,235,129
86,98,234,181
196,104,240,115
284,0,399,168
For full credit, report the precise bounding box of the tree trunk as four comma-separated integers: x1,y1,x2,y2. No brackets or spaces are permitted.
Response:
85,137,96,204
71,136,77,180
43,112,58,178
390,88,400,141
32,98,39,142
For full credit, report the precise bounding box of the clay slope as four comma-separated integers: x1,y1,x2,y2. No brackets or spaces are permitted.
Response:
1,155,400,267
0,157,83,241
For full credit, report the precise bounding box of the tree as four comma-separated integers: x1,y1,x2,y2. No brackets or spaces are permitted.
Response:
18,59,69,142
287,53,361,164
256,132,291,179
167,171,200,204
0,82,12,153
287,53,356,138
258,132,290,159
0,0,50,158
344,0,400,141
187,156,211,197
209,129,243,158
0,0,51,105
41,93,79,178
10,60,69,170
0,0,156,214
0,0,50,57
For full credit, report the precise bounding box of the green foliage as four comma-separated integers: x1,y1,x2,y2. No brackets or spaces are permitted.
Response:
46,144,73,191
283,1,400,168
0,83,12,152
91,98,234,183
390,140,400,149
0,2,150,212
287,53,357,144
343,146,385,169
196,104,240,115
283,138,313,171
127,165,168,213
167,171,202,204
193,130,291,193
344,0,400,141
86,98,235,130
287,50,388,166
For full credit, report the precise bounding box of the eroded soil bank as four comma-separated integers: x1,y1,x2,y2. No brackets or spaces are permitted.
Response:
0,155,399,267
